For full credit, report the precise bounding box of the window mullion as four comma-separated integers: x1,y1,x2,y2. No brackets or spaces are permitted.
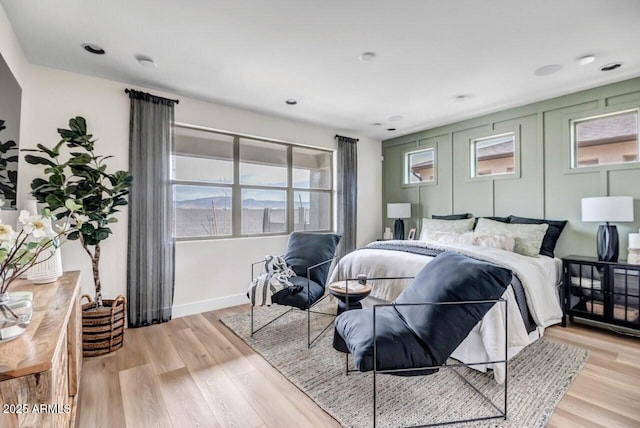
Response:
287,146,294,234
232,136,241,237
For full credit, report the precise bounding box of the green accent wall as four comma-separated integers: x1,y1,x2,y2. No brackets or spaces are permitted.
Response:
382,77,640,258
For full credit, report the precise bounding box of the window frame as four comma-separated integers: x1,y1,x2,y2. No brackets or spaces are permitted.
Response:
569,107,639,170
402,143,437,187
172,123,334,241
562,102,640,175
467,126,521,182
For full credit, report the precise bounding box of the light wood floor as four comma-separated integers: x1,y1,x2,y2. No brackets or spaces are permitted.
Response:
77,305,640,428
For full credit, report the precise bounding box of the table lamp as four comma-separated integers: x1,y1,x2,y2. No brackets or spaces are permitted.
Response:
387,203,411,240
581,196,634,262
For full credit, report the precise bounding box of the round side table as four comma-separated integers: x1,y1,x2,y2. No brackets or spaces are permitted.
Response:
329,281,372,352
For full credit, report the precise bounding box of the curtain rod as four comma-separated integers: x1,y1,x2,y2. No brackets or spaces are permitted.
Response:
124,88,180,104
334,134,359,142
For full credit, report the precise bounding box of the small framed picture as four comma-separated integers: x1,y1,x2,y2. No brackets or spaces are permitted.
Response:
407,228,416,240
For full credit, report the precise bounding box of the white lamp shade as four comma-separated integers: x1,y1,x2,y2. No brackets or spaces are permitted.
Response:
581,196,634,222
387,203,411,219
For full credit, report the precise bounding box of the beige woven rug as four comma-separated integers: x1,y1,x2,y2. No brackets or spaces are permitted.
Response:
221,303,587,427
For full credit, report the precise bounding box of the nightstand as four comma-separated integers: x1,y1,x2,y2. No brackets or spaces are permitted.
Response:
562,255,640,330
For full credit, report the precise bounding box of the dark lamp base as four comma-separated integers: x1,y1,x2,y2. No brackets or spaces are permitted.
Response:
597,224,619,262
393,219,405,240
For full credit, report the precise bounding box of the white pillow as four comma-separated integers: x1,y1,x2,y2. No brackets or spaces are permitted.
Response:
421,230,516,252
419,218,475,241
474,218,548,257
472,233,516,252
421,231,475,245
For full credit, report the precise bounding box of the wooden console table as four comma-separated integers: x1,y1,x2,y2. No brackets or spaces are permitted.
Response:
0,271,82,428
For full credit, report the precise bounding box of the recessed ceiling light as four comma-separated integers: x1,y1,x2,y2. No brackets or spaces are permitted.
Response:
136,55,157,68
388,115,404,122
534,64,562,76
359,52,377,62
372,122,382,126
387,128,396,131
285,99,297,105
82,43,105,55
601,62,622,72
454,95,468,102
576,55,595,65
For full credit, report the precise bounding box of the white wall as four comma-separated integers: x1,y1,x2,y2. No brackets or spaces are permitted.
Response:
0,3,382,315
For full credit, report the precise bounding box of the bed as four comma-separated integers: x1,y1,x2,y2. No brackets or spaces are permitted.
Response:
328,239,564,383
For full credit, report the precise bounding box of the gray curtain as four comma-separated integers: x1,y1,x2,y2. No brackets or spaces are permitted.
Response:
127,89,176,327
336,135,358,258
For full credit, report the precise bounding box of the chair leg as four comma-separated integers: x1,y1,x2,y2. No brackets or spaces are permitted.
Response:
345,352,349,376
306,294,337,348
373,366,377,428
307,304,311,347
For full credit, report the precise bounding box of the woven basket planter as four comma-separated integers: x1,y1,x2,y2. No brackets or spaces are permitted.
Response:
81,295,126,357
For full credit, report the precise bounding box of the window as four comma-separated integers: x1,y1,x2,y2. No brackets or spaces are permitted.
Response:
571,109,639,168
239,139,288,234
405,148,435,184
470,133,515,177
173,128,234,238
293,147,332,231
172,125,333,239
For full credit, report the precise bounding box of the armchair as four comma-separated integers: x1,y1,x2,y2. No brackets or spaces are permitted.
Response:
250,231,340,347
335,252,512,427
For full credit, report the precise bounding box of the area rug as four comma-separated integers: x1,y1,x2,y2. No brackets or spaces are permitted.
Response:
221,304,588,427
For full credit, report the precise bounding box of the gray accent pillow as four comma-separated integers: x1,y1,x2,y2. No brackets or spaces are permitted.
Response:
508,216,567,258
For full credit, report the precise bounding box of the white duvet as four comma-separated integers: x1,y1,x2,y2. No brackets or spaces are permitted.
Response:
328,240,564,383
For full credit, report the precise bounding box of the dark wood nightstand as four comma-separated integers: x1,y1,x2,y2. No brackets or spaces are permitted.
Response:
563,255,640,330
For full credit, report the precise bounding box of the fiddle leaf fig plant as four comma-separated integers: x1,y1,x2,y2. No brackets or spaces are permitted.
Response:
24,116,133,307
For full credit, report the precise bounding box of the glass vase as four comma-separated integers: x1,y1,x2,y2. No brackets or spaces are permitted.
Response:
0,292,33,342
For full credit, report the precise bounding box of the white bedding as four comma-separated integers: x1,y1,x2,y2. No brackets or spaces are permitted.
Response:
328,240,564,383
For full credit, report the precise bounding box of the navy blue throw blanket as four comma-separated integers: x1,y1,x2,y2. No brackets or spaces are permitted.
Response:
335,252,513,374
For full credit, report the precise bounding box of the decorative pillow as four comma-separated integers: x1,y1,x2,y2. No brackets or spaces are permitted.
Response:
421,231,475,245
432,213,472,220
474,218,548,257
473,216,510,229
283,232,341,286
472,233,516,252
419,218,475,240
508,216,567,258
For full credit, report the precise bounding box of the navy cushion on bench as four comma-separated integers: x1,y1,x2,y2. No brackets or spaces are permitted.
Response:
335,252,512,373
272,276,324,310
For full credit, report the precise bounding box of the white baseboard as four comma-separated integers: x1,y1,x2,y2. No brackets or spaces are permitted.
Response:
172,293,248,318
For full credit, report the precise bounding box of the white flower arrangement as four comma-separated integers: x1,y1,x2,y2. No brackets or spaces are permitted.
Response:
0,199,76,295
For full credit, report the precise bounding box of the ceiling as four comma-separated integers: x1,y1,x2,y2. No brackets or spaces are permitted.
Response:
2,0,640,140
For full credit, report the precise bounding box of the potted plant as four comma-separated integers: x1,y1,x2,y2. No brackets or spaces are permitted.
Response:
24,116,133,356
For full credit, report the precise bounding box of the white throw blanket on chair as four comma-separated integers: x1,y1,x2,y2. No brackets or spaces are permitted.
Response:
249,255,296,306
